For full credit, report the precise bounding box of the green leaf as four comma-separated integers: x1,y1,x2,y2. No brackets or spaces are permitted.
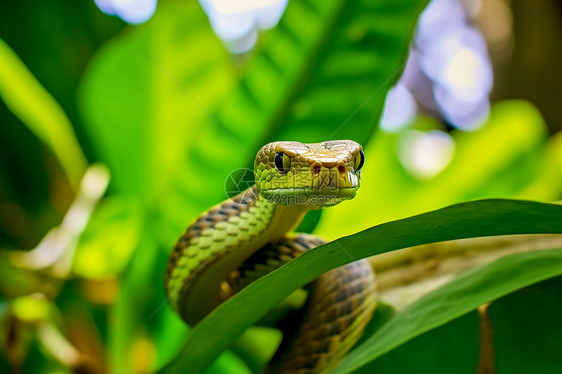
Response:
79,1,237,216
0,38,87,186
334,249,562,373
354,311,480,374
158,199,562,374
109,233,163,374
488,276,562,374
73,196,141,278
79,4,239,372
517,130,562,200
215,0,428,148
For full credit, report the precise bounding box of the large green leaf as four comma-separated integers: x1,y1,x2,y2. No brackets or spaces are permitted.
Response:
79,2,237,214
216,0,428,147
158,199,562,373
79,4,239,372
0,38,87,186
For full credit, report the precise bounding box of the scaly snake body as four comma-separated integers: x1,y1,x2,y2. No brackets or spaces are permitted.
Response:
165,140,377,373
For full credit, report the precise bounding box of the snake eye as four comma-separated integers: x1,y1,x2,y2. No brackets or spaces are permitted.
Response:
355,150,365,171
275,152,291,174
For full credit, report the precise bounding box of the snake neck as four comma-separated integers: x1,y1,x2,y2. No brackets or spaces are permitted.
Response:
166,185,310,324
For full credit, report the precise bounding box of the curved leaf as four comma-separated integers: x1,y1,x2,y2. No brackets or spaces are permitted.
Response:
0,38,87,186
334,249,562,372
158,199,562,373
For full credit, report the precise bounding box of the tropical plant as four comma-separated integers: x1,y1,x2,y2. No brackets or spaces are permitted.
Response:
1,0,561,373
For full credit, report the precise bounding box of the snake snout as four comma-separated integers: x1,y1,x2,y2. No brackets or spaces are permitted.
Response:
310,164,358,190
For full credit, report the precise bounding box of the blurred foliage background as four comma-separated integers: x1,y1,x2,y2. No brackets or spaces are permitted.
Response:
1,0,562,373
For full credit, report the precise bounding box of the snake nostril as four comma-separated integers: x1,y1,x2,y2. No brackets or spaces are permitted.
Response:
338,165,346,175
313,165,321,177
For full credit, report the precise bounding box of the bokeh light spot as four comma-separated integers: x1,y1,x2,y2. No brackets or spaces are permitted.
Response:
398,130,455,179
446,48,482,90
94,0,157,24
380,83,417,132
199,0,288,53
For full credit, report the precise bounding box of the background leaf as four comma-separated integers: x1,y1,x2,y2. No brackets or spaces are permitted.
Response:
78,3,240,371
0,38,87,186
72,196,141,279
334,248,562,372
488,276,562,374
213,0,428,146
354,310,480,374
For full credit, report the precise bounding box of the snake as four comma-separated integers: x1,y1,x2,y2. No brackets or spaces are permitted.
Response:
165,140,378,373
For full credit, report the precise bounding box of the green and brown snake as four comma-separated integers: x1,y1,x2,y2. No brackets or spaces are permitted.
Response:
165,140,377,373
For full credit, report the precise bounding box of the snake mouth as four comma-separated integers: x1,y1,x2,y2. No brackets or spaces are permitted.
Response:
259,186,357,206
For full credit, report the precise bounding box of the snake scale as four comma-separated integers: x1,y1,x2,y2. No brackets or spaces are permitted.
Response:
165,140,378,373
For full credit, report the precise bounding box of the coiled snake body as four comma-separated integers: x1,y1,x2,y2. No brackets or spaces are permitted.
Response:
165,140,377,373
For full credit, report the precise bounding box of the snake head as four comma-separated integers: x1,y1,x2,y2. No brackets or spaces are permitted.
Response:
254,140,364,207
